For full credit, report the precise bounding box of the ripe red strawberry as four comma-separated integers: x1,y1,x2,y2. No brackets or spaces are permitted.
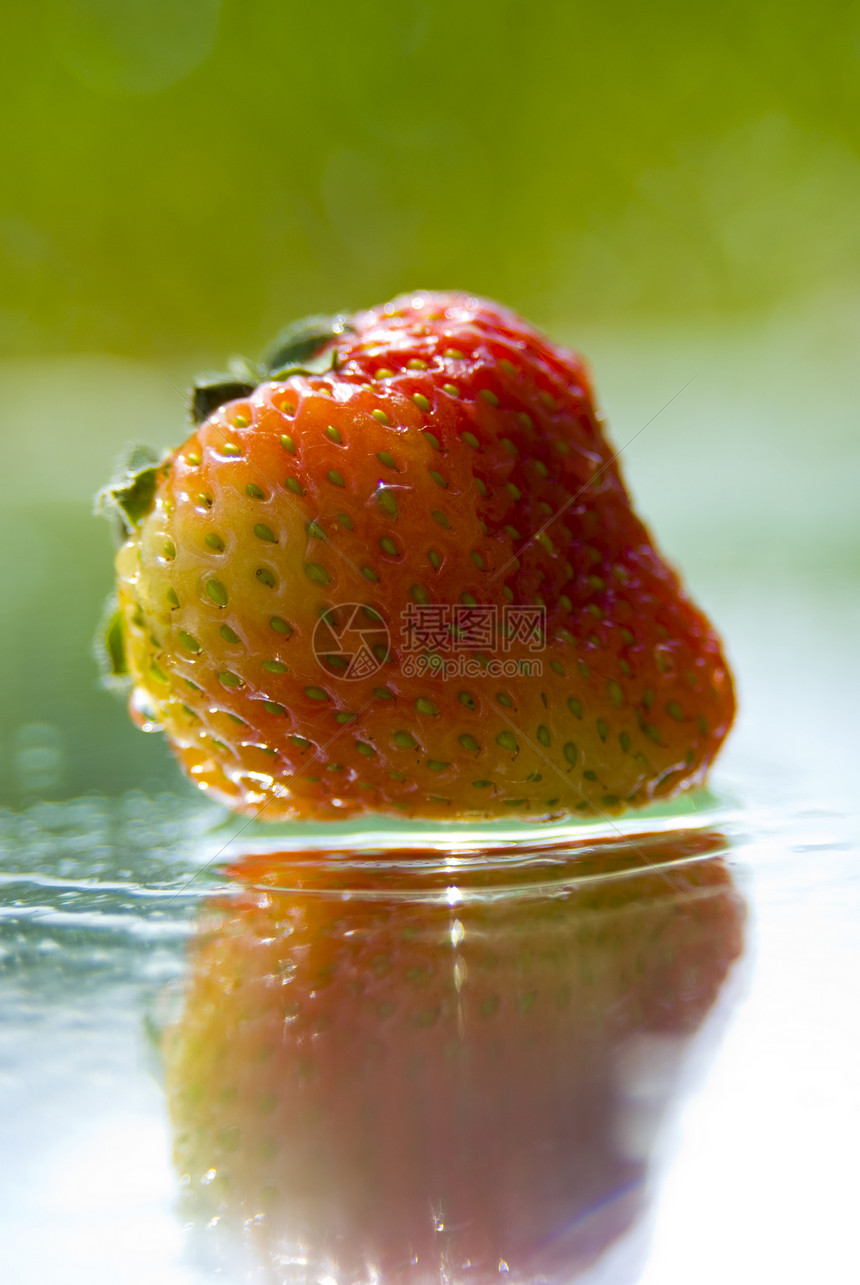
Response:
164,831,745,1282
101,292,734,822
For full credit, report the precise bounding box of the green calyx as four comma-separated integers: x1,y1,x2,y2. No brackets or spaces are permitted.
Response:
94,442,165,539
264,314,352,376
191,375,259,426
189,313,354,425
93,594,130,691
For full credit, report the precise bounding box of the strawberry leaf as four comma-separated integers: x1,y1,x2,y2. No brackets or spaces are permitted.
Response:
93,594,130,691
264,314,352,378
190,375,256,425
95,442,165,538
187,318,353,426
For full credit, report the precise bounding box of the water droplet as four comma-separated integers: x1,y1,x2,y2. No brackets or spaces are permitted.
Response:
129,686,162,732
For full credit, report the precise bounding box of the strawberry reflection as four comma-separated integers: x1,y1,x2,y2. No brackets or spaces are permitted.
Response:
165,829,745,1284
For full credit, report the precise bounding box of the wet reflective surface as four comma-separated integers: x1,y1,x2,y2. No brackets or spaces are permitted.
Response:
4,781,859,1284
165,827,744,1285
3,638,860,1285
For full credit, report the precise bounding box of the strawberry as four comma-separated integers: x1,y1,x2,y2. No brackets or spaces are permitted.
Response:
100,292,734,822
164,830,745,1282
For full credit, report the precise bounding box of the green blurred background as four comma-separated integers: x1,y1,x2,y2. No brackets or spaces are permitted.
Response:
1,0,859,806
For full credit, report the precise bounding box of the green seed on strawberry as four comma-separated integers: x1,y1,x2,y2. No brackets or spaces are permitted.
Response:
99,292,734,822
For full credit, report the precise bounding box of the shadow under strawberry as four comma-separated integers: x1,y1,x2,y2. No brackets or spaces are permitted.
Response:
164,828,745,1284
